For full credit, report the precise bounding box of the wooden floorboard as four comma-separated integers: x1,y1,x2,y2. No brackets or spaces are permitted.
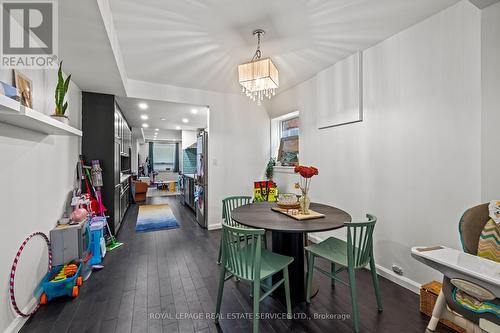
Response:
20,195,454,333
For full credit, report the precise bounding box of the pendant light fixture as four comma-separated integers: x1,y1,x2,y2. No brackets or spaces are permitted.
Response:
238,29,279,105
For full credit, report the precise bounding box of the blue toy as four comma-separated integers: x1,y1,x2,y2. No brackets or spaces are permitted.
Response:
39,262,82,304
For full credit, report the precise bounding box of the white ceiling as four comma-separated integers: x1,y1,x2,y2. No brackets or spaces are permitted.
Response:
108,0,459,94
59,0,125,95
115,96,208,140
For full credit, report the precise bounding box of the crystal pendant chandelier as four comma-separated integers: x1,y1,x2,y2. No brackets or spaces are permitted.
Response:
238,29,279,105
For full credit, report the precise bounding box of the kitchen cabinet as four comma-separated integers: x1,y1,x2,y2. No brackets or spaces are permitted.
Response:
82,92,132,234
115,106,131,156
183,174,195,211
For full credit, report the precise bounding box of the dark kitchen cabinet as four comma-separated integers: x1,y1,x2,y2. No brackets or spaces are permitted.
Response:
82,92,132,234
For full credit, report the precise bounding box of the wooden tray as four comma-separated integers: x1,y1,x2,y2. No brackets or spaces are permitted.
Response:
271,206,325,221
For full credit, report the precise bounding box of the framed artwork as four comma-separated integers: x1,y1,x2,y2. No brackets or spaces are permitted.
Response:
316,51,363,129
277,135,299,166
0,81,19,101
14,70,33,108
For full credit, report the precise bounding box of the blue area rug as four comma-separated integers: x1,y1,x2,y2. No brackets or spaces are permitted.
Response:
136,204,180,233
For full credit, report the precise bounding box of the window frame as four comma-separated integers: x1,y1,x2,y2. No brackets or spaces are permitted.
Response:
270,110,300,169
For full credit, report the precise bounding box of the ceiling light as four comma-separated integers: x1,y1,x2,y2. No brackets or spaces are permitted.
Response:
176,126,181,130
161,118,166,121
191,109,198,114
155,128,159,131
142,123,149,128
238,29,278,105
140,114,148,120
182,118,189,123
138,103,148,110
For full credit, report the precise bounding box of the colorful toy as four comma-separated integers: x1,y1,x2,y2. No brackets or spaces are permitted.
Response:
39,261,82,305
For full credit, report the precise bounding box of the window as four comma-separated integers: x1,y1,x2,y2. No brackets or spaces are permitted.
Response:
271,111,299,167
153,143,176,171
281,117,300,138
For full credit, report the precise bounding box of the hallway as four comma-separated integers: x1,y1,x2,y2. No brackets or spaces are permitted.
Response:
20,196,451,333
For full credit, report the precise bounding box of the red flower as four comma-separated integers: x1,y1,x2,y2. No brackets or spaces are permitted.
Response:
294,165,319,178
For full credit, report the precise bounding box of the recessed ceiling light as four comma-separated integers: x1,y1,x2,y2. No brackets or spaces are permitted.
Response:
142,123,149,128
140,114,148,120
161,118,166,121
182,118,189,123
138,103,148,110
155,128,159,131
176,126,181,130
191,109,198,114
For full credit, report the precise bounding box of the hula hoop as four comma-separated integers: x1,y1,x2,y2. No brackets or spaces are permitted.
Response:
9,232,52,317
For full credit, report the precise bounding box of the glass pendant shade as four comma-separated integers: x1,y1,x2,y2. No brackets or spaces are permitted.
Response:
238,57,279,92
238,59,279,104
238,30,279,104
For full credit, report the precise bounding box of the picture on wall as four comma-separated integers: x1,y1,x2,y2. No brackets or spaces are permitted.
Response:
14,70,33,108
0,81,19,101
316,51,363,129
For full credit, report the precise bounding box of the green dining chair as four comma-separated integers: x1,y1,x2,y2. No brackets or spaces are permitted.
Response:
215,222,293,333
217,196,266,264
305,214,383,333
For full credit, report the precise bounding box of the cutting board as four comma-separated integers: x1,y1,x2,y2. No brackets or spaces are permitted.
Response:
271,206,325,221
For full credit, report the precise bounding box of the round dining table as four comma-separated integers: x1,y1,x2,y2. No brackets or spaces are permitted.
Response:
231,201,352,303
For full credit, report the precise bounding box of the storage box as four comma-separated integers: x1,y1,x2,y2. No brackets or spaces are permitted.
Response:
50,220,89,266
420,281,465,333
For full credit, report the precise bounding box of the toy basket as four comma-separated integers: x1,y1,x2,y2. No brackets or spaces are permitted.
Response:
39,262,83,304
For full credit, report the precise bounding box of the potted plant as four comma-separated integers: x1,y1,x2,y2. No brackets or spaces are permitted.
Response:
265,157,276,181
51,61,71,124
294,165,319,214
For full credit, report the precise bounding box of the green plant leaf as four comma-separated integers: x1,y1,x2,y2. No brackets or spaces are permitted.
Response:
62,102,68,115
63,74,71,95
56,62,64,106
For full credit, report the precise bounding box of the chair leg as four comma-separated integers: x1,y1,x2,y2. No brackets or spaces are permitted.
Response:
369,257,383,311
331,262,336,288
215,266,226,324
217,241,222,265
252,277,260,333
427,290,446,331
283,267,292,319
306,252,315,303
348,267,360,333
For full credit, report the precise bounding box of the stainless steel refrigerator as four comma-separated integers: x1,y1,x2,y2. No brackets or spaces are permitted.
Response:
195,130,208,227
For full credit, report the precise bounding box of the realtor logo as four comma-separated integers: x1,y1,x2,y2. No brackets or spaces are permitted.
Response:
1,0,58,68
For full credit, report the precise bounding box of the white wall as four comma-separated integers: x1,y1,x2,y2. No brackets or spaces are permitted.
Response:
138,142,148,167
181,130,197,150
0,69,81,332
130,127,144,173
180,130,197,172
481,1,500,202
269,1,481,291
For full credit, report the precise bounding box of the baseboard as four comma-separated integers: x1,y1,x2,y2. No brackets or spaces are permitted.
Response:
207,223,221,230
374,264,421,294
4,297,38,333
307,234,421,295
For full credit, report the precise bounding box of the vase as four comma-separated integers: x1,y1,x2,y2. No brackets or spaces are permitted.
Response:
300,192,311,215
51,114,69,125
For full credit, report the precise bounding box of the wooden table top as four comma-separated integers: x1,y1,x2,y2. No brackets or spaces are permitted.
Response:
231,202,352,233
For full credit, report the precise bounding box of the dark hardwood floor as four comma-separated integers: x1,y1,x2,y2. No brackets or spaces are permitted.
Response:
20,196,453,333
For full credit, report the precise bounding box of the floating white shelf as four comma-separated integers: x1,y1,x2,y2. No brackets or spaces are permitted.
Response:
0,94,82,136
